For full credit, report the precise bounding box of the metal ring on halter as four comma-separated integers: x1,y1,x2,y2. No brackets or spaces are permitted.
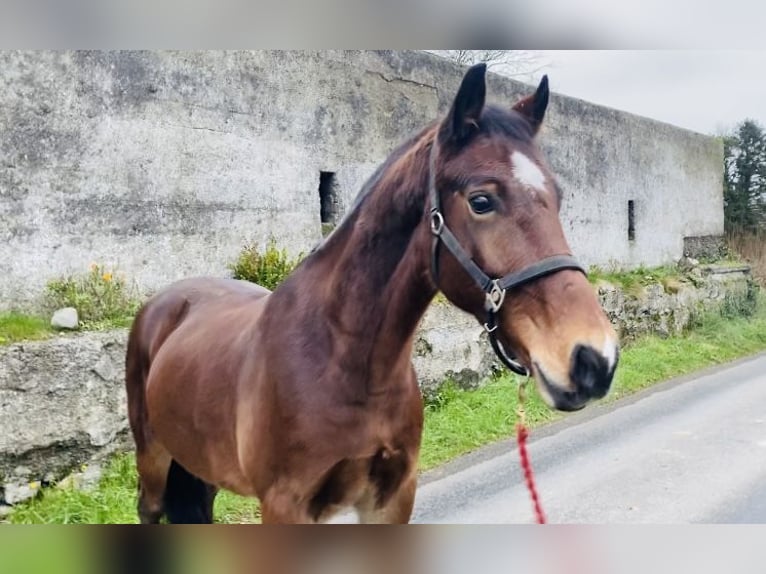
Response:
484,280,506,313
430,210,444,236
492,335,530,377
491,334,530,377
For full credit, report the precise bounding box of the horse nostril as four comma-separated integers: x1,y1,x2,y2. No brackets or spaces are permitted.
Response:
569,344,613,399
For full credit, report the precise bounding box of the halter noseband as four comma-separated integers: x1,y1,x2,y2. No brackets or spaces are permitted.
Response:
427,139,587,377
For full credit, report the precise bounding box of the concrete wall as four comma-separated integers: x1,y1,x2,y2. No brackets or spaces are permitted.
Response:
0,50,723,309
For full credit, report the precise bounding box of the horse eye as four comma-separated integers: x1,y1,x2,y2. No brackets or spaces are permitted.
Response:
468,194,494,215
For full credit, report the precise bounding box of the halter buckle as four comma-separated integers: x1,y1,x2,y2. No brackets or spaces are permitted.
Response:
430,210,444,236
484,280,506,313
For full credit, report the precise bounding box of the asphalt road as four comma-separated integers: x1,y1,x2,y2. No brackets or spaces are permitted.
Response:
410,352,766,524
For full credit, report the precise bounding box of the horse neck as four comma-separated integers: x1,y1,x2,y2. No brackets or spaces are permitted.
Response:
307,138,437,387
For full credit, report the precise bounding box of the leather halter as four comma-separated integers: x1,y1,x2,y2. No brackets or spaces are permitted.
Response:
427,138,587,377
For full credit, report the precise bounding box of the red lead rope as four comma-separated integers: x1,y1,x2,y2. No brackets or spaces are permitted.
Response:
516,422,547,524
516,382,547,524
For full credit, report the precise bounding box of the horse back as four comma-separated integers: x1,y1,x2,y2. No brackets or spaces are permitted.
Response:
130,277,269,359
126,277,271,481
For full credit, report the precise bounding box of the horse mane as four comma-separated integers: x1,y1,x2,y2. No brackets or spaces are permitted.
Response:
308,123,436,255
308,103,539,256
480,105,535,142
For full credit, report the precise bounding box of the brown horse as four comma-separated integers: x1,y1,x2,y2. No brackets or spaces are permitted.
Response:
126,64,619,524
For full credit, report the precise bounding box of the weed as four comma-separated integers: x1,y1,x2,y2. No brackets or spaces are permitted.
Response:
229,238,303,291
45,264,141,329
718,282,759,319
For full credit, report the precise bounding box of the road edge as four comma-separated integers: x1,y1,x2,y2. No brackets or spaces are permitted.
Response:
418,349,766,486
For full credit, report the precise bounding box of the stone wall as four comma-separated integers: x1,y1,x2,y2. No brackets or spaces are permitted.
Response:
1,50,723,311
598,264,755,341
0,331,129,503
683,235,728,261
0,265,753,504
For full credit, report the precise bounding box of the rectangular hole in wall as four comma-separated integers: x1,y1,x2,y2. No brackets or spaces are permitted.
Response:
628,200,636,241
319,171,340,236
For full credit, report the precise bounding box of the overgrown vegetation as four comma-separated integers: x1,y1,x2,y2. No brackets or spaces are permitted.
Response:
727,230,766,286
0,264,141,344
588,264,683,296
611,293,766,400
719,285,759,320
2,241,306,346
228,238,304,291
45,263,141,329
9,293,766,524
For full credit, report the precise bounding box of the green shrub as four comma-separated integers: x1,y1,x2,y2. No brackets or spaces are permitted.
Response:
45,264,141,328
229,238,303,291
719,281,759,319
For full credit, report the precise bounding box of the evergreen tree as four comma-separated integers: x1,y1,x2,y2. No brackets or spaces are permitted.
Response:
723,119,766,233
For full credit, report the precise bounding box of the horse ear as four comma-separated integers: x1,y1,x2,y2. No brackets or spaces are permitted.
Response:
440,63,487,144
512,75,549,134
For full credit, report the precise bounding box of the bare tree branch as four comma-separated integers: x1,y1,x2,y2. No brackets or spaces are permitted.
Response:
427,50,549,83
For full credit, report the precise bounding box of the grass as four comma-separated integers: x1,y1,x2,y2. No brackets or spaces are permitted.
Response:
0,312,135,346
8,457,138,524
0,529,90,574
8,455,260,524
0,263,141,346
588,264,682,296
0,313,53,345
420,376,556,469
8,295,766,524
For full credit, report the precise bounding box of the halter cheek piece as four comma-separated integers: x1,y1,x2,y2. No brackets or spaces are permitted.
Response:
427,140,587,377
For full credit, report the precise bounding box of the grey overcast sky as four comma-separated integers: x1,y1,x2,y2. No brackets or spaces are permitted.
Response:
523,51,766,136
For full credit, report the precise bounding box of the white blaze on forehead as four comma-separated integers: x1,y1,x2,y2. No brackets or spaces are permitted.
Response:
511,151,546,192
